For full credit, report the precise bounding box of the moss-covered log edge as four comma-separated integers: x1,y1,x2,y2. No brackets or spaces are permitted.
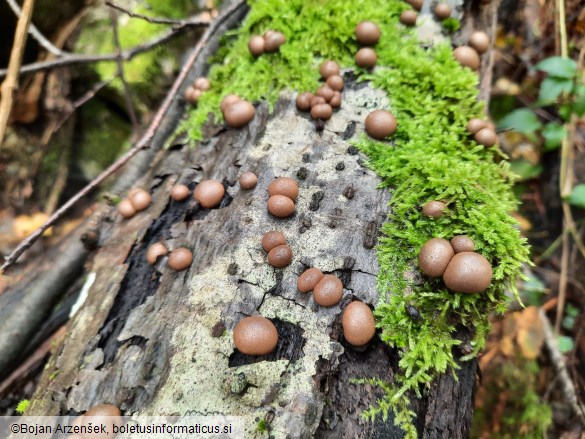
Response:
179,0,530,437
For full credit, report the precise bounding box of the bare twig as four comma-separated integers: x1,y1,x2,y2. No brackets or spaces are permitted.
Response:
109,8,139,134
105,1,206,26
539,308,585,425
4,0,64,56
0,0,247,273
53,76,116,134
0,13,210,80
0,0,35,146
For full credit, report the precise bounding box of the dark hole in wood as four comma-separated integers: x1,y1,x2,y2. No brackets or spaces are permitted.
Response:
228,319,306,367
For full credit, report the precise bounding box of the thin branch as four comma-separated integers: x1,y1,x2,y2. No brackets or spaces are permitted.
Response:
0,0,35,146
53,76,116,134
539,308,585,425
105,1,197,26
4,0,64,56
109,8,139,134
0,13,210,80
0,0,248,273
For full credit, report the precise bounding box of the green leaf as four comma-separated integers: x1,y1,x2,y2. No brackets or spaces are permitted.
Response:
541,123,566,151
557,335,574,354
567,184,585,209
533,56,577,78
510,159,543,181
537,77,574,105
497,109,542,134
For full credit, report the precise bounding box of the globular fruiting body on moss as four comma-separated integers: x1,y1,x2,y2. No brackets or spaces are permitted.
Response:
342,301,376,346
220,94,240,113
365,110,397,139
475,127,497,147
263,30,286,53
453,46,480,71
469,31,490,54
326,75,344,91
297,267,324,293
313,274,343,306
355,48,377,68
434,3,452,20
194,180,225,208
418,238,455,277
319,60,340,79
223,100,255,128
466,118,487,134
233,316,278,356
355,21,381,46
248,35,265,56
443,252,493,293
422,200,446,218
450,235,475,253
330,92,342,108
400,10,418,26
406,0,423,11
316,85,335,102
296,92,314,111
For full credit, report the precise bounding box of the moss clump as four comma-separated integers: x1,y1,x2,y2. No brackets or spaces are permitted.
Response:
15,399,30,415
180,0,530,437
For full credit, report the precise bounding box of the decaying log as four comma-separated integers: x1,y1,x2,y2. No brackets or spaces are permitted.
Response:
25,83,475,437
17,1,492,437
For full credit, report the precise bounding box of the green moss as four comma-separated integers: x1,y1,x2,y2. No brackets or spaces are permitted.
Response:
256,418,268,432
442,17,461,32
15,399,30,415
179,0,530,437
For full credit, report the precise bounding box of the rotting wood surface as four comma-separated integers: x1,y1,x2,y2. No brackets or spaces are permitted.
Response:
19,0,486,436
25,79,475,438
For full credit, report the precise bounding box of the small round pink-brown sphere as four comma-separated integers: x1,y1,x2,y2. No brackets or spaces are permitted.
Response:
194,180,225,208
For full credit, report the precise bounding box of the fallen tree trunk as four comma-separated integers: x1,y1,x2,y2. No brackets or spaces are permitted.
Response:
18,1,493,438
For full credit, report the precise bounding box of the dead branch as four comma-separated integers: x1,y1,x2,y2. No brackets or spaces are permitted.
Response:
539,308,585,425
0,0,35,145
0,12,210,80
4,0,64,56
0,0,248,274
109,8,139,134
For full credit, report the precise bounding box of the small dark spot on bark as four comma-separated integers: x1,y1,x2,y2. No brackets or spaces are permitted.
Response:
363,220,379,249
302,153,311,163
342,185,355,199
357,157,367,168
227,263,238,275
309,191,325,211
315,120,325,131
335,162,345,171
81,230,100,251
343,122,356,140
297,167,309,180
302,216,312,229
328,208,343,229
347,145,359,155
211,321,226,338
